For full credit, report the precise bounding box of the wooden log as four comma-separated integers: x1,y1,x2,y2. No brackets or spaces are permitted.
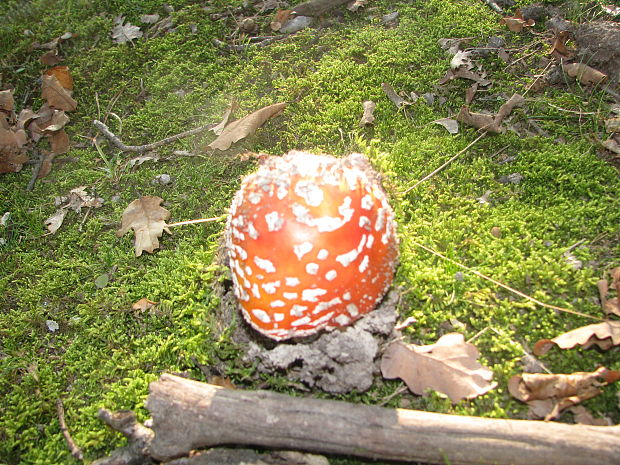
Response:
146,374,620,465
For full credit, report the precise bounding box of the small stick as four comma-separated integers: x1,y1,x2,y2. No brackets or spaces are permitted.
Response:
166,215,227,228
56,399,83,460
93,119,215,153
480,0,503,14
409,239,603,321
26,148,42,191
401,132,487,194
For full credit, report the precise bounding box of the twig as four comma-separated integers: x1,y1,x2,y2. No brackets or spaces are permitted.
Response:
93,119,214,153
409,239,603,321
480,0,503,14
56,399,83,460
523,61,553,96
167,215,227,228
26,148,42,191
401,132,487,194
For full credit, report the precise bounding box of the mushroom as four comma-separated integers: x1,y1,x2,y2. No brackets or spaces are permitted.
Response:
225,151,398,341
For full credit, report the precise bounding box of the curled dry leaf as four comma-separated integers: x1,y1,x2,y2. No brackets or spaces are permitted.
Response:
597,267,620,317
208,102,286,151
381,83,407,109
562,63,607,86
500,9,535,32
508,367,620,420
381,333,496,403
359,100,376,127
457,93,524,133
533,320,620,355
549,31,574,59
41,75,77,111
116,196,171,256
210,100,239,136
45,186,104,234
132,298,158,313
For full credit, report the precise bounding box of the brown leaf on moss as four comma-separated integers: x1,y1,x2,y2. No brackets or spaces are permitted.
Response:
43,66,74,91
359,100,376,127
117,196,171,256
508,367,620,420
132,298,158,313
211,99,239,136
0,127,29,173
569,405,612,426
457,93,524,133
500,9,535,32
562,63,607,86
549,31,574,59
271,9,292,31
533,320,620,355
40,49,62,66
0,90,14,112
41,75,77,111
598,268,620,317
38,130,70,179
208,102,286,151
381,333,496,403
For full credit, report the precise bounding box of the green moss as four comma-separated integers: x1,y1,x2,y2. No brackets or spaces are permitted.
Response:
1,0,619,463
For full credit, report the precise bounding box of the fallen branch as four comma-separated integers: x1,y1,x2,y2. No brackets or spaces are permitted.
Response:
92,409,153,465
143,374,620,465
93,119,214,153
56,399,83,460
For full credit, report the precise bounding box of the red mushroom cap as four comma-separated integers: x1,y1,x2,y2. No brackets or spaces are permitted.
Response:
226,151,398,340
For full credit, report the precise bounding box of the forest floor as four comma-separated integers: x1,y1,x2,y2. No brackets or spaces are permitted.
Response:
1,0,619,464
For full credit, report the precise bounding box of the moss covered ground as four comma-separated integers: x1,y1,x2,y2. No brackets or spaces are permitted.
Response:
1,0,619,463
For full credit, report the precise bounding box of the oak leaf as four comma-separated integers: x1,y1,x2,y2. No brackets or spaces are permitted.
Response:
111,17,143,44
117,196,171,256
381,333,496,403
208,102,286,151
508,367,620,420
533,320,620,355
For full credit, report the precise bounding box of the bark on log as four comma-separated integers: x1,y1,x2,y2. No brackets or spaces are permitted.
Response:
146,374,620,465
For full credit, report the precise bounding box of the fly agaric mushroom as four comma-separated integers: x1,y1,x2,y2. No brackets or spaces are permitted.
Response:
225,151,398,341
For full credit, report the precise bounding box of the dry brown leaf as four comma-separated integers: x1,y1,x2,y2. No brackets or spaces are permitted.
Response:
0,127,29,173
500,9,535,32
208,102,286,151
562,63,607,86
45,209,68,234
211,100,239,136
508,367,619,420
132,298,158,313
381,83,407,109
271,9,292,31
359,100,376,127
37,130,69,179
40,49,62,66
117,196,171,256
43,66,74,91
41,75,77,111
569,405,612,426
597,267,620,317
35,32,74,50
381,334,496,403
457,93,524,134
433,117,459,134
0,90,14,112
549,31,574,59
111,17,143,44
533,320,620,355
347,0,367,12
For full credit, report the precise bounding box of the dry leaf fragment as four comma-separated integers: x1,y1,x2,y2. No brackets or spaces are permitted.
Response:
562,63,607,86
508,367,620,420
211,99,239,136
450,50,473,70
381,83,407,109
111,17,143,44
359,100,376,127
208,102,286,151
41,75,77,111
40,49,62,66
597,268,620,317
433,118,459,134
116,196,171,256
140,14,160,24
533,320,620,355
271,10,292,31
0,90,14,112
347,0,367,12
132,298,158,313
549,31,574,59
43,66,74,91
605,117,620,133
381,334,496,403
45,209,68,234
500,9,535,32
569,405,611,426
0,127,29,173
457,93,524,133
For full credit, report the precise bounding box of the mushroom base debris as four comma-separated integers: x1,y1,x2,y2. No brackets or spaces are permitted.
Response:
225,151,399,341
